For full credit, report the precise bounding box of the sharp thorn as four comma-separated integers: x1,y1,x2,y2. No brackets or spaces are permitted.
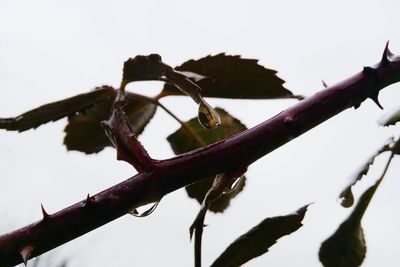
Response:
370,94,384,110
321,80,328,88
83,194,95,208
381,40,394,67
20,245,34,266
353,102,361,109
40,204,50,221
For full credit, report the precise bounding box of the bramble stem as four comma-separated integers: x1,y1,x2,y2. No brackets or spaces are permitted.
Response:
0,45,399,266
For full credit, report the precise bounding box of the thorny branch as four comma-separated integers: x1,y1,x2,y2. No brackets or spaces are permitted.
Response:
0,44,399,266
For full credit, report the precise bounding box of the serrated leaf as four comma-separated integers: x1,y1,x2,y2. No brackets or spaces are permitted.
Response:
0,86,116,132
339,138,393,207
64,92,156,154
211,205,309,267
122,54,168,82
161,53,301,100
378,106,400,126
167,108,247,212
320,180,382,267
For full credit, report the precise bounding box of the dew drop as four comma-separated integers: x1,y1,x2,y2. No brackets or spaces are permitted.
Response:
339,187,354,208
128,201,159,217
198,100,221,129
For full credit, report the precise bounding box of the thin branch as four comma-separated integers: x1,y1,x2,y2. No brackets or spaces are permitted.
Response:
126,92,206,146
0,45,399,266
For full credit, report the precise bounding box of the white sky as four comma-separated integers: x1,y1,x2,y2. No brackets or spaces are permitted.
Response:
1,0,400,266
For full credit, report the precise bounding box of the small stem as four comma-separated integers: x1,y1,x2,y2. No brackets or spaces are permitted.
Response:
126,92,206,146
194,218,204,267
375,151,395,188
116,80,128,102
352,151,396,221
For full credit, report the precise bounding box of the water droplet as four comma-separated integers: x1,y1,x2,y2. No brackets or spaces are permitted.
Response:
198,100,221,129
339,187,354,208
128,201,159,217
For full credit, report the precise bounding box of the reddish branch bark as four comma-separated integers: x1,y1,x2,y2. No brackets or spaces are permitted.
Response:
0,44,399,266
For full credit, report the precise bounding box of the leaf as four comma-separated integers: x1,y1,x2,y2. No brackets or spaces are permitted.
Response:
167,108,247,212
161,53,302,100
122,54,168,82
339,138,393,207
0,86,116,132
319,180,383,267
211,205,309,267
378,106,400,126
64,93,156,154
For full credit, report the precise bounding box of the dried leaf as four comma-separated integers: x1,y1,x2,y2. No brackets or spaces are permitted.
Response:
0,86,116,132
378,106,400,126
339,138,393,207
167,108,247,212
320,180,383,267
64,93,156,154
211,205,309,267
161,53,301,100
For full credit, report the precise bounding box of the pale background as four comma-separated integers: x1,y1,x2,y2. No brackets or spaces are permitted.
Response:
1,0,400,266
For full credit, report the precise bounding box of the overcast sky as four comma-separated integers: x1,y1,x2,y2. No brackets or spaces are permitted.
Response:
1,0,400,266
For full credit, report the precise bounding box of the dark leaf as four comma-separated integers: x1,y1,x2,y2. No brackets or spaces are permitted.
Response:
378,106,400,126
339,138,393,207
167,108,247,212
122,54,168,82
0,86,116,132
211,205,309,267
64,93,156,154
161,53,301,100
319,180,383,267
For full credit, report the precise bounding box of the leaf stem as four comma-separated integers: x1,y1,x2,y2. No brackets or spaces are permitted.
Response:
126,92,206,146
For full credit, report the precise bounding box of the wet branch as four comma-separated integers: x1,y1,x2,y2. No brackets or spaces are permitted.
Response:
0,44,399,266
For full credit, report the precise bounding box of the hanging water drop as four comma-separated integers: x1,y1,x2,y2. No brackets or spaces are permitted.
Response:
128,201,159,217
198,100,221,129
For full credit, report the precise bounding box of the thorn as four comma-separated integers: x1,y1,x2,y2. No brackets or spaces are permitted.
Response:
321,80,328,88
20,245,34,266
40,204,51,221
381,40,394,67
370,93,384,109
83,194,95,208
353,102,361,109
363,66,377,76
